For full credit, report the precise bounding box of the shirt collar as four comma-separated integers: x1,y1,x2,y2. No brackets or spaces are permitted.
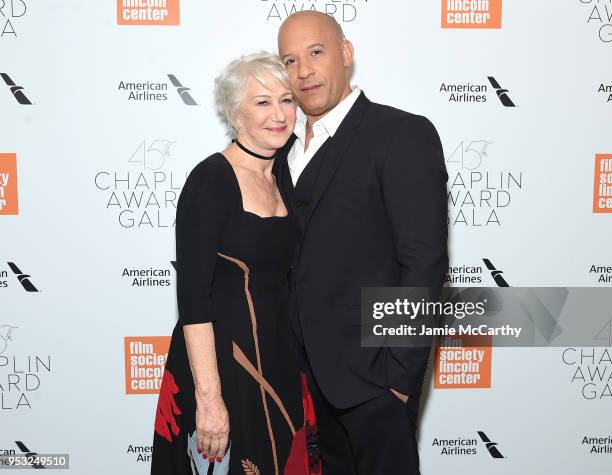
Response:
294,86,362,143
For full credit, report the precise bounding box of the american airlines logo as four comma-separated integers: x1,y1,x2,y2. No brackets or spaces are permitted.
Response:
487,76,516,107
477,431,504,458
1,73,32,104
432,430,505,457
482,258,509,287
167,74,197,105
439,76,516,107
117,74,198,105
7,262,39,292
13,441,46,469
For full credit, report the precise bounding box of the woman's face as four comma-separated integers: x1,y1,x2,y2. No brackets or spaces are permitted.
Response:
235,74,296,154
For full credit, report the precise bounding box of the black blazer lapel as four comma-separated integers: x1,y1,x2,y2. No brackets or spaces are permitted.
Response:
303,92,369,230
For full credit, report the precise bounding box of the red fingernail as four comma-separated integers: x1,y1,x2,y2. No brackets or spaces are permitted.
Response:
209,457,214,462
197,447,202,454
203,452,208,459
217,457,223,462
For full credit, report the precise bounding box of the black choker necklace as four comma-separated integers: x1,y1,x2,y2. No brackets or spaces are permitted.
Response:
233,139,275,161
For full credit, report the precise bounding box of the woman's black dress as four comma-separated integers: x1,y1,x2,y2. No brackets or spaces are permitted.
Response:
151,153,308,475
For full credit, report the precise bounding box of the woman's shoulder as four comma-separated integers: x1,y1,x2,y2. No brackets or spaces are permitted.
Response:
181,153,234,200
188,153,230,180
185,153,233,187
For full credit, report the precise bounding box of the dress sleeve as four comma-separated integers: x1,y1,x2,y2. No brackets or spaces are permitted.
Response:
175,157,231,326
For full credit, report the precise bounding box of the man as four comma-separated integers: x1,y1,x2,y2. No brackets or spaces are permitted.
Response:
276,11,448,475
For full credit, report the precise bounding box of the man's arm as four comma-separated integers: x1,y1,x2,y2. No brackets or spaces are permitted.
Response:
381,114,449,398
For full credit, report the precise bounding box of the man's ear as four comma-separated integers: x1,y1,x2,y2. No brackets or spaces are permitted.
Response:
342,40,354,68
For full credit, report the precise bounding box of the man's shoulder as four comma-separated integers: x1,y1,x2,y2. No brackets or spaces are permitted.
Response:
366,99,413,119
364,99,433,132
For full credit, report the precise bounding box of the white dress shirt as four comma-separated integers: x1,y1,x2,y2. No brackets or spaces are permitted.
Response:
288,87,362,185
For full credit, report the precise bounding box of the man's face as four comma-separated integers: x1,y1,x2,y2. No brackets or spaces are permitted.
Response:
278,15,353,119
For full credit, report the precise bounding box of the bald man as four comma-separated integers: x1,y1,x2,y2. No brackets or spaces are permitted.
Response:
275,12,448,475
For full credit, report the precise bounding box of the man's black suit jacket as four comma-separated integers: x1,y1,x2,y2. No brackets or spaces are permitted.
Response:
276,92,448,409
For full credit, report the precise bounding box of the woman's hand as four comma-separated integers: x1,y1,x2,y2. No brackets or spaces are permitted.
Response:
183,322,228,462
196,395,230,463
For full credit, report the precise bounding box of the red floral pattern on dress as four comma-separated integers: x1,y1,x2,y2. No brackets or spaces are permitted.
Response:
284,427,308,475
285,372,322,475
301,372,322,475
154,370,182,443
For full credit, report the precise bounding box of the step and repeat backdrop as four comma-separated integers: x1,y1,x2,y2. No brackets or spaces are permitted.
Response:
1,1,611,474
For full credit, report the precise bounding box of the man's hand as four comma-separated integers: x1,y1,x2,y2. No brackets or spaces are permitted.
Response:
389,387,409,403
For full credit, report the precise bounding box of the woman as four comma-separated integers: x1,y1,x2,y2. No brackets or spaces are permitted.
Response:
151,52,310,475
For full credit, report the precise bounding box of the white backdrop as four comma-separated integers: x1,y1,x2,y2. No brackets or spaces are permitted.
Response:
1,1,611,473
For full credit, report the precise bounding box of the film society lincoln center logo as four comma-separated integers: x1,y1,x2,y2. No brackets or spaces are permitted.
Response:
442,0,502,29
117,0,180,26
433,335,492,390
124,336,170,394
593,154,612,213
0,154,18,215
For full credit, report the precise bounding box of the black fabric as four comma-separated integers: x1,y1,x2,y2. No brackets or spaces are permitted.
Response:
284,137,333,233
303,349,421,475
276,92,449,410
281,137,334,346
151,154,305,475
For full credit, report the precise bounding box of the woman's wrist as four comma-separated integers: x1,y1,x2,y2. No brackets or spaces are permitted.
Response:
195,383,222,404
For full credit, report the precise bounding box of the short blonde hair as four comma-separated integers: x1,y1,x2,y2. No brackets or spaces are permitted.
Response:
214,51,290,137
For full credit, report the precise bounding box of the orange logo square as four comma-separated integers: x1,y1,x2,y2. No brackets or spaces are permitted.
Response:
442,0,502,29
433,336,492,389
0,153,18,215
117,0,180,26
593,154,612,213
124,336,171,394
